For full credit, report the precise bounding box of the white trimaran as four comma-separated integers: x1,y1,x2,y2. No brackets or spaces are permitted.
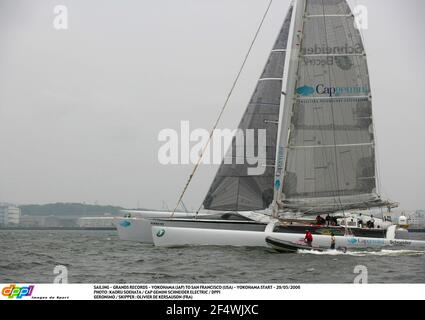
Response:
115,0,425,252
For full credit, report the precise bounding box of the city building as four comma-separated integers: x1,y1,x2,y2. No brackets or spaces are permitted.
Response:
409,210,425,227
0,205,21,226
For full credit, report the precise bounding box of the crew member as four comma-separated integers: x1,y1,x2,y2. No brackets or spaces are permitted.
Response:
370,215,375,228
325,214,331,226
330,232,336,250
316,215,325,225
304,230,313,247
358,213,364,228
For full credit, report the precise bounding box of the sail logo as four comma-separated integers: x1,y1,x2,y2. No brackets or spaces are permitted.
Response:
156,229,166,237
303,56,355,70
360,239,385,246
2,284,34,299
119,220,131,228
296,84,369,97
296,86,315,96
301,44,363,56
347,238,359,245
347,238,385,246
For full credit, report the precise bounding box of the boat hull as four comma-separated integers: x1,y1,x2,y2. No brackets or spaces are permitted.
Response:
275,224,386,238
152,225,268,247
113,217,154,243
115,215,391,244
265,237,325,253
114,216,267,243
151,225,425,250
113,211,215,242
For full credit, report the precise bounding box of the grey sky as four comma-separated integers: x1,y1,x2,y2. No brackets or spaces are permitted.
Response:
0,0,424,210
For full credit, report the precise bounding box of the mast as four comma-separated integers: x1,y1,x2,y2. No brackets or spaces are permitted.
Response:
273,0,307,217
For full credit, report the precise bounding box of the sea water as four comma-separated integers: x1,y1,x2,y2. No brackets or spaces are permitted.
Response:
0,230,424,283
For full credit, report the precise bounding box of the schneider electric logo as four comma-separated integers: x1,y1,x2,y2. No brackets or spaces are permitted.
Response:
296,84,369,97
2,284,34,299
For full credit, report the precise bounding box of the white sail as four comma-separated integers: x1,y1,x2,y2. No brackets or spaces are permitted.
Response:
274,0,393,214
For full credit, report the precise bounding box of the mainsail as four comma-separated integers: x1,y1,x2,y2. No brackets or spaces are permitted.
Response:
203,6,294,211
277,0,391,214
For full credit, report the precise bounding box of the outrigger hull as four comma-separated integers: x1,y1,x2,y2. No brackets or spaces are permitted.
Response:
113,211,207,243
151,224,425,251
114,215,268,244
265,237,325,253
113,217,155,243
152,225,269,247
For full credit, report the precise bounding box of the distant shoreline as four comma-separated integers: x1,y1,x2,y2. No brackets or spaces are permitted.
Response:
0,227,116,231
0,227,424,234
408,229,425,233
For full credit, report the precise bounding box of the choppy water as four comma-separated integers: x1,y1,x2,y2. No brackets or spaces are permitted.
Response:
0,230,424,283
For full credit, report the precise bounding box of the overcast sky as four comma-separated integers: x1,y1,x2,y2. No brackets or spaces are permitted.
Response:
0,0,424,211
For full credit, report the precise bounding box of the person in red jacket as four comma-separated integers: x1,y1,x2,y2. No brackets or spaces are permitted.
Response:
304,230,313,247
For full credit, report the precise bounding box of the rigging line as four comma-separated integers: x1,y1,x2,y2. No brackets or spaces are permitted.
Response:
171,0,275,218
